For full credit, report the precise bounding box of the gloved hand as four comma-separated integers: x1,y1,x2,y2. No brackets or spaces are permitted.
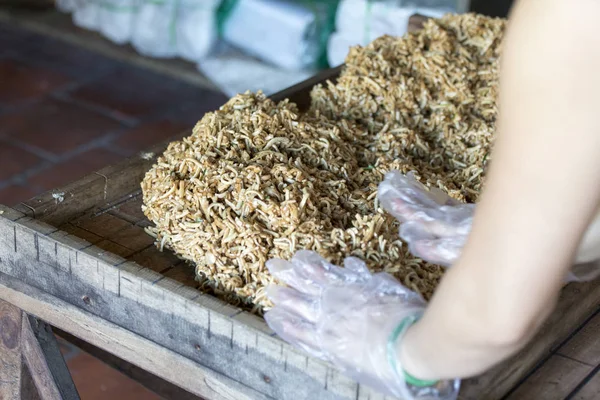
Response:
377,170,600,281
264,250,460,399
377,170,474,267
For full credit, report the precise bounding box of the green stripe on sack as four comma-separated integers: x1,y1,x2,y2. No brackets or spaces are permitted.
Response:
364,0,372,45
97,0,140,12
169,0,179,47
216,0,238,38
308,0,339,69
216,0,339,69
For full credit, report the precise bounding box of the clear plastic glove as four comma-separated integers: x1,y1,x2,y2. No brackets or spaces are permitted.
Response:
377,170,600,281
378,170,474,267
264,250,460,399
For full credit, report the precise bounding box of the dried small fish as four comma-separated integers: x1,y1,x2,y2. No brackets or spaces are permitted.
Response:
141,14,505,313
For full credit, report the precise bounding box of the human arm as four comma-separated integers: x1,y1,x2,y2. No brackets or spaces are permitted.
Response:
398,0,600,381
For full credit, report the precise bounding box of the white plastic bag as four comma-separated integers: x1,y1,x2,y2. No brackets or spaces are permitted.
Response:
98,0,138,45
327,32,354,67
131,0,178,58
176,0,220,61
198,44,316,97
73,0,101,31
222,0,335,70
328,0,448,67
336,0,447,39
132,0,221,60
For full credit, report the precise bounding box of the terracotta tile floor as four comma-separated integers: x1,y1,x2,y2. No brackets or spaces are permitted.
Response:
0,21,228,399
57,337,162,400
0,22,227,207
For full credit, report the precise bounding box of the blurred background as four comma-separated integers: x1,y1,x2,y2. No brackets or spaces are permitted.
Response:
0,0,511,398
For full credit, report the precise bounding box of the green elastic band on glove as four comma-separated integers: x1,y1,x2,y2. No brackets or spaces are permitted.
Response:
387,315,439,388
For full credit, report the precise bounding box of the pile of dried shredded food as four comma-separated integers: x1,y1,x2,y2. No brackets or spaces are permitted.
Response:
141,13,505,313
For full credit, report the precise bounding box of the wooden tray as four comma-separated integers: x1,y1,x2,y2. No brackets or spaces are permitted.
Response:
1,66,599,400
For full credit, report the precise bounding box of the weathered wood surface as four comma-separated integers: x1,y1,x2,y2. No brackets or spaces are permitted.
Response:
503,309,600,399
0,300,23,400
0,298,79,400
55,329,202,400
0,276,271,400
21,361,42,400
459,279,600,399
557,310,600,365
12,144,165,228
22,315,80,400
270,65,342,111
504,355,591,400
0,205,388,400
571,370,600,399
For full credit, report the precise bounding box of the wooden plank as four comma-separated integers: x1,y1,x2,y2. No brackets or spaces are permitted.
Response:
504,355,591,400
408,14,431,32
94,239,136,258
109,224,156,252
129,246,183,273
0,213,353,400
557,310,600,365
59,224,102,245
55,329,203,400
0,205,25,221
163,264,198,287
459,280,600,399
20,362,41,400
571,368,600,400
270,66,342,111
21,315,80,400
73,213,134,238
0,300,23,400
107,195,146,224
0,276,270,400
17,145,166,227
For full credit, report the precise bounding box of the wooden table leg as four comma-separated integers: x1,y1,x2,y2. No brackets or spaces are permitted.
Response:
21,315,80,400
0,299,79,400
0,300,23,400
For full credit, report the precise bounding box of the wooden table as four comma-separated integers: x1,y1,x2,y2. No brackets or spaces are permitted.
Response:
2,31,600,400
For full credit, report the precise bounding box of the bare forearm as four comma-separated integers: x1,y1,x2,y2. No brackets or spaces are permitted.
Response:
400,0,600,380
